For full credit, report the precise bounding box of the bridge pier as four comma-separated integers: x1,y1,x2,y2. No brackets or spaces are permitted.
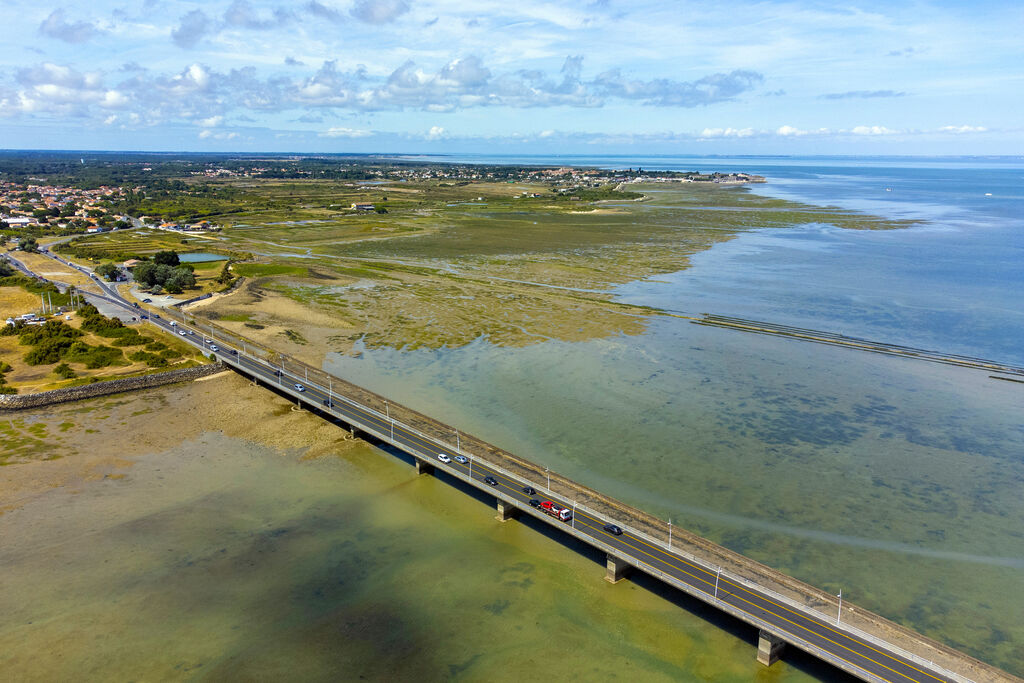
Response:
605,554,630,584
495,500,518,522
757,629,786,666
414,459,434,475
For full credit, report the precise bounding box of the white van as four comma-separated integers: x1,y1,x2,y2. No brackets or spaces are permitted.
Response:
170,321,177,327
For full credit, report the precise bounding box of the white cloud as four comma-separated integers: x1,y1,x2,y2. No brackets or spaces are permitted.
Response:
699,127,754,139
938,125,987,134
38,9,102,44
319,126,373,138
198,129,239,140
172,10,214,49
776,125,808,137
199,115,225,127
351,0,410,24
426,125,446,140
850,125,900,136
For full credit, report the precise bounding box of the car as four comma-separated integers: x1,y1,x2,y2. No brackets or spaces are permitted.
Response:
209,344,219,351
273,370,282,376
484,476,499,487
179,330,186,336
453,455,468,464
142,298,152,303
603,523,624,536
294,383,305,392
228,349,238,355
529,499,541,507
437,453,451,464
140,315,148,319
323,399,333,407
522,486,536,495
152,314,160,319
170,321,177,327
188,330,195,335
133,302,140,308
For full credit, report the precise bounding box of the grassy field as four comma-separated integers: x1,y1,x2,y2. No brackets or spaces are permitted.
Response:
168,179,916,364
0,288,207,394
8,251,100,292
56,228,229,263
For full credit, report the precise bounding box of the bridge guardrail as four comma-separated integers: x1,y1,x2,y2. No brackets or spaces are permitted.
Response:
167,310,970,683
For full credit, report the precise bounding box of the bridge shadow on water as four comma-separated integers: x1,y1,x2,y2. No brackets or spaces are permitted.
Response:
249,371,858,682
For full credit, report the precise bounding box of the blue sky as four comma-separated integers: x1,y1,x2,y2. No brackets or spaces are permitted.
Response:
1,0,1021,154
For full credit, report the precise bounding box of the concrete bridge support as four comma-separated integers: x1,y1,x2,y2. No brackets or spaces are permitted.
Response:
605,554,630,584
495,500,518,522
757,629,786,666
415,459,434,475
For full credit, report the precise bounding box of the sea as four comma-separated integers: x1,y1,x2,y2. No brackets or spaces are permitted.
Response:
3,156,1022,681
325,155,1024,675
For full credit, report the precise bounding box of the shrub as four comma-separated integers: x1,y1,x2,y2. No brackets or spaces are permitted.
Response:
64,342,126,369
24,337,78,365
54,362,76,379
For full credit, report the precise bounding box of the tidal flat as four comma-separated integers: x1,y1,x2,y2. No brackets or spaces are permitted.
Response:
0,373,829,681
187,181,913,361
175,178,1024,673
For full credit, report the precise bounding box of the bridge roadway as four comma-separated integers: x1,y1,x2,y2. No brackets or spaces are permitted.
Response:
138,313,960,683
3,247,976,683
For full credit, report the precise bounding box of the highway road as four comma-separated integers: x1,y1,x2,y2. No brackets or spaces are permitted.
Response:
142,312,957,683
8,248,967,683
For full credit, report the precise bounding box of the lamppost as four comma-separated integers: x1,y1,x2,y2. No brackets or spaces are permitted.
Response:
545,467,550,490
385,400,389,419
837,589,842,625
714,567,721,601
572,501,577,529
390,418,394,441
469,455,473,478
668,518,673,550
456,429,460,452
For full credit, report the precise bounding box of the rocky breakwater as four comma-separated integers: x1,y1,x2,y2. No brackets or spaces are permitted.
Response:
0,363,226,411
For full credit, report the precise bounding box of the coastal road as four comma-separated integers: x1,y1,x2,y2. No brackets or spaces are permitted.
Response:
8,244,962,683
144,313,957,683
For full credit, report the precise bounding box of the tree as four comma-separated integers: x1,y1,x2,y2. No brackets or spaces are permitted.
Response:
133,261,157,286
153,250,180,266
18,236,38,253
95,262,122,281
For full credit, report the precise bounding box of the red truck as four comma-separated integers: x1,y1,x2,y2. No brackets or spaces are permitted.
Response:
538,500,572,522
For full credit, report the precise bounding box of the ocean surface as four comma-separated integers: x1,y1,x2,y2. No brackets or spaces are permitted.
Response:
327,155,1024,674
5,156,1022,681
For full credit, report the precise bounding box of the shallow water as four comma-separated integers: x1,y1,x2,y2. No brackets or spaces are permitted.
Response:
321,157,1024,674
0,418,829,681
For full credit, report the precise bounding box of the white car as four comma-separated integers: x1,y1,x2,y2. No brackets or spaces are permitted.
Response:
294,383,305,392
453,455,468,464
209,344,219,351
179,330,186,336
437,453,451,463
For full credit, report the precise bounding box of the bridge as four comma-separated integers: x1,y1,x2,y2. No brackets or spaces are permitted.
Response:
7,249,1019,683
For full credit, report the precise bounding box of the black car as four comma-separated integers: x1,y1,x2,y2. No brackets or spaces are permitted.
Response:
603,523,624,536
140,315,149,319
529,499,541,508
152,314,160,319
323,399,333,407
484,476,499,487
522,486,536,495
